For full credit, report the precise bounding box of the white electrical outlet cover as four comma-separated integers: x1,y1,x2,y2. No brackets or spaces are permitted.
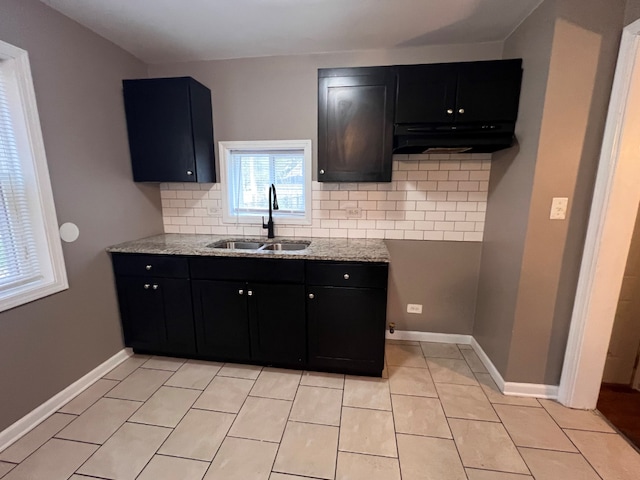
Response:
550,197,569,220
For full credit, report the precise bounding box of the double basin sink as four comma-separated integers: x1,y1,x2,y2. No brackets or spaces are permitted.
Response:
207,240,310,251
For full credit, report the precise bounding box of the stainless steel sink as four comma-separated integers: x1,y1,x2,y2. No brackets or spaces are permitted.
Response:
208,241,264,250
261,242,310,251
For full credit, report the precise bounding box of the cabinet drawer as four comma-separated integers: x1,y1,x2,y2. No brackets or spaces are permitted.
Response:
112,254,189,278
190,256,304,283
306,261,388,288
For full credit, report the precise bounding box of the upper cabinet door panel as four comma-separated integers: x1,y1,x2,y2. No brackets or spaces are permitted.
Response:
318,68,395,182
455,60,523,123
395,64,458,124
123,77,216,183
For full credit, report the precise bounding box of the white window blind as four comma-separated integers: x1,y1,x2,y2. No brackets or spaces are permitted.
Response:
0,63,42,292
220,140,312,226
228,149,306,218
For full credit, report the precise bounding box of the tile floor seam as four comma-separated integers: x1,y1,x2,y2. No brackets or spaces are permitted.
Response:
334,373,346,480
56,391,147,448
270,371,305,478
438,382,472,479
529,405,591,455
387,369,402,480
0,415,79,467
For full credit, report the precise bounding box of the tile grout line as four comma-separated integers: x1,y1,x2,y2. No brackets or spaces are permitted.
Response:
430,344,473,480
73,359,195,479
267,370,302,478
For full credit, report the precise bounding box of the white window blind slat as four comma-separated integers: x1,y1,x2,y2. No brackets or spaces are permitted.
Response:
0,63,42,291
228,148,306,218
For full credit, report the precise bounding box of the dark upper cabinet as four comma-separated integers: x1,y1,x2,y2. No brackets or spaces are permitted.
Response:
318,67,395,182
122,77,216,183
396,60,523,125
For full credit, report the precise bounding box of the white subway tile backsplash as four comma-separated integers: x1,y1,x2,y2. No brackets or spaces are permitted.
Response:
404,231,424,240
385,211,405,220
405,211,425,221
160,155,489,242
406,191,427,201
446,212,466,222
444,231,464,241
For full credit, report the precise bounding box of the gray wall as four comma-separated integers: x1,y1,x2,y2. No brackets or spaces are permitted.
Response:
0,0,163,430
386,240,482,334
148,43,503,335
475,0,625,384
147,43,503,176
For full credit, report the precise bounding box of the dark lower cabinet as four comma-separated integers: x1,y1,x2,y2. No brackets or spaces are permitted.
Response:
192,280,251,361
250,283,306,366
111,253,388,376
307,287,386,375
306,261,389,376
115,276,196,356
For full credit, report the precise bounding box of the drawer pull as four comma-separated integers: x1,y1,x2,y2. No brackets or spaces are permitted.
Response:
343,273,350,280
152,284,159,290
144,283,150,289
238,289,244,295
145,265,152,271
308,293,315,299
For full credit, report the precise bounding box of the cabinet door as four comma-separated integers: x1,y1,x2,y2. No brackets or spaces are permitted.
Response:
115,277,195,355
455,60,522,123
395,63,458,124
307,286,386,375
249,283,306,366
192,280,251,361
318,68,395,182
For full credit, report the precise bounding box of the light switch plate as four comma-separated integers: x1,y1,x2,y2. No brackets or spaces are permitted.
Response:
550,197,569,220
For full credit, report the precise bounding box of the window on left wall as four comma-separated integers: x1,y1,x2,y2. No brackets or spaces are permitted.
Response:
0,40,67,312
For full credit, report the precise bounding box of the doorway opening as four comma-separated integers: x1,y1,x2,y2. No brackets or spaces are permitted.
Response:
596,202,640,448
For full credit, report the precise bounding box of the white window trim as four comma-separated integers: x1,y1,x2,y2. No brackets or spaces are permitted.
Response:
0,40,67,312
218,139,312,226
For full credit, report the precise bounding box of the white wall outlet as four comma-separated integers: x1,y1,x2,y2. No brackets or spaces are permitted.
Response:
207,206,222,217
550,197,569,220
407,303,423,314
345,206,362,218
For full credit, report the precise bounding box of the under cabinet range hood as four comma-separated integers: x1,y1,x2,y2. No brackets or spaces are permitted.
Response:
393,59,523,155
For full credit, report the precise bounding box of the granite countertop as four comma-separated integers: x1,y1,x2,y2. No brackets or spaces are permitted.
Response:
107,234,390,263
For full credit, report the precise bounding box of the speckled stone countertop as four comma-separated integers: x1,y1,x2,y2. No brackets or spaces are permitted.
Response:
107,234,390,263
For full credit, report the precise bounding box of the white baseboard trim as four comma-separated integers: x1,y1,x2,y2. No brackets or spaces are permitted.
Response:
386,329,472,345
0,348,132,453
385,330,558,400
470,338,558,399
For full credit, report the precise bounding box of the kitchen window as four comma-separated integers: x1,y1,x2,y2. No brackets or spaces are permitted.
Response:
219,140,312,225
0,40,67,313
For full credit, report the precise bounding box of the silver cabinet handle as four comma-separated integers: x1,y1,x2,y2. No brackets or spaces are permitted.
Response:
319,169,325,175
144,284,150,289
145,265,152,270
186,170,193,176
308,293,315,299
343,273,350,280
458,108,465,114
447,109,454,115
247,290,253,296
238,289,244,295
152,284,159,290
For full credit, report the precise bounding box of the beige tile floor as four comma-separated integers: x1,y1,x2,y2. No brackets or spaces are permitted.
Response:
1,340,639,479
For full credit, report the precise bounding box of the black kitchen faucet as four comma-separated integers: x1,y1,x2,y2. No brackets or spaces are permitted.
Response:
262,184,279,239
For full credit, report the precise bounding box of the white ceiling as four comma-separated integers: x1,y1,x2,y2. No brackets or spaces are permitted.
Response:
40,0,542,64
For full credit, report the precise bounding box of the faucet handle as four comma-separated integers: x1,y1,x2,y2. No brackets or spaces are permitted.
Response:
262,216,268,229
